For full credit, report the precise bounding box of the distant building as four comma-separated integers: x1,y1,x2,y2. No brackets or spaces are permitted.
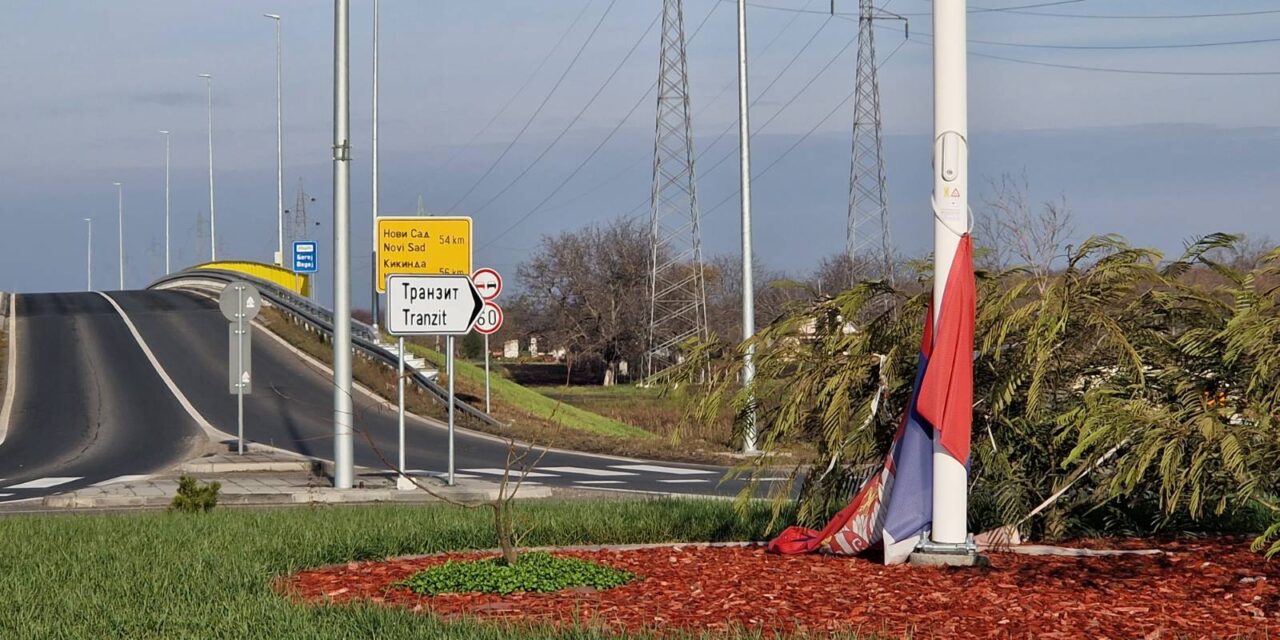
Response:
503,339,519,359
528,336,540,356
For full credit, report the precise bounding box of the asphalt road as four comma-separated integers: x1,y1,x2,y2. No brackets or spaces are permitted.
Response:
0,292,205,502
0,289,758,503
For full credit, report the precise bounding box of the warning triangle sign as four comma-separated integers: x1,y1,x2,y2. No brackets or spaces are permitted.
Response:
245,297,257,309
949,188,961,198
241,371,251,383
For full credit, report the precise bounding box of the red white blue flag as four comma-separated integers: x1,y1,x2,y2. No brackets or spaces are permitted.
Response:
768,235,975,564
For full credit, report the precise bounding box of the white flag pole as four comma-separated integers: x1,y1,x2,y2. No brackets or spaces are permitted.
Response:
930,0,970,548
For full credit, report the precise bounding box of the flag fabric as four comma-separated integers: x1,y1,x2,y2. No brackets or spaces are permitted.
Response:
767,235,975,564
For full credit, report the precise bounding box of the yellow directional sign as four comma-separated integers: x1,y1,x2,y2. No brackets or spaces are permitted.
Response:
375,216,473,293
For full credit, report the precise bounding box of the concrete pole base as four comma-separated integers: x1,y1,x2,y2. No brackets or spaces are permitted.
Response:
909,550,990,568
395,476,416,492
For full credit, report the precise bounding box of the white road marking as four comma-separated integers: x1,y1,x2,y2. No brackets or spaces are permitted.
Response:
91,475,150,487
611,464,716,476
412,470,479,480
462,468,557,478
573,480,626,485
7,476,82,489
0,493,11,498
540,466,636,477
97,292,225,441
656,479,710,484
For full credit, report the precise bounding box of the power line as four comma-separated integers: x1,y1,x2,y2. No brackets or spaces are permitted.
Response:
435,1,594,173
445,0,619,213
965,6,1280,19
467,8,660,217
892,33,1280,76
479,0,723,246
737,0,1085,17
848,16,1280,50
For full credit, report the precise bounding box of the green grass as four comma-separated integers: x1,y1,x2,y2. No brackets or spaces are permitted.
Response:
400,552,635,596
407,343,651,439
0,499,793,639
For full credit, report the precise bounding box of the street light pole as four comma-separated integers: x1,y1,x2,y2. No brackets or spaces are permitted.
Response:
114,182,124,290
331,0,355,490
930,0,970,548
159,130,171,275
84,218,92,291
736,0,758,454
371,0,380,335
265,13,284,267
198,73,217,261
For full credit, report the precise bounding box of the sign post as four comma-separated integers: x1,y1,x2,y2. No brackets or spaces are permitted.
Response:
376,216,472,487
384,274,481,486
219,281,261,455
471,268,503,414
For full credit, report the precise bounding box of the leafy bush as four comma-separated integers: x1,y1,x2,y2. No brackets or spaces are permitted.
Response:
399,552,636,596
169,475,221,513
677,233,1280,552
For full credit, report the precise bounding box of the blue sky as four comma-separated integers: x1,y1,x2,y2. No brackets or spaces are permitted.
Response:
1,0,1278,300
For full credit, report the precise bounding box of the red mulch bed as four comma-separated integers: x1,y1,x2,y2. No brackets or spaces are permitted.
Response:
280,539,1279,638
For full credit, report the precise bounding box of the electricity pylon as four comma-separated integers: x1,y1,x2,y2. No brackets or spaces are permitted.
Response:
846,0,896,284
646,0,709,378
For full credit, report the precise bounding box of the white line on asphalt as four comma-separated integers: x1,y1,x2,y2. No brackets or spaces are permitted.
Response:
6,476,82,489
540,466,637,477
0,493,11,498
656,479,710,484
97,292,227,442
0,294,19,446
573,480,626,485
462,468,558,478
90,475,150,487
415,471,480,480
610,464,717,476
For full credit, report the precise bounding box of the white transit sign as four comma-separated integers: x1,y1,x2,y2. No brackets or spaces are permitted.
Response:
385,274,483,335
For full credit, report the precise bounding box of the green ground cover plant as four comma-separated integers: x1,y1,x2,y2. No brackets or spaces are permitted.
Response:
0,499,785,639
400,552,636,596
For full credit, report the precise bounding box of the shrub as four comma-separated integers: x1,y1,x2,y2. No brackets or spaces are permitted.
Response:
169,475,221,513
399,552,636,596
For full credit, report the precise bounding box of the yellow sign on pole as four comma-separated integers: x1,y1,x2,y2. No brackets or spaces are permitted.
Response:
375,216,473,293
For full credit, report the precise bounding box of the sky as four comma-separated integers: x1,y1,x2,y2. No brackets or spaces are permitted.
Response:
1,0,1278,302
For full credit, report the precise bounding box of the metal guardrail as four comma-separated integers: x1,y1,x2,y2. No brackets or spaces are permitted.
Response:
149,269,505,429
0,292,9,318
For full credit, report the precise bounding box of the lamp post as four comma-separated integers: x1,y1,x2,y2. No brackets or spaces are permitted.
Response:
331,0,354,490
264,13,285,267
930,0,971,550
198,73,217,261
736,0,758,454
371,0,380,334
84,218,93,291
114,182,124,290
159,130,171,274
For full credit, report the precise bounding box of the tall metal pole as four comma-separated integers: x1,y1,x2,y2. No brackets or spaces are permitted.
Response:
159,130,171,275
331,0,355,490
371,0,381,335
114,182,124,290
265,14,284,267
84,218,92,291
736,0,758,454
198,73,217,261
931,0,970,547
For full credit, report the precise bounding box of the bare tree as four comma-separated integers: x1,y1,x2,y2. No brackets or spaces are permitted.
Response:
360,426,545,566
977,171,1075,286
515,219,650,385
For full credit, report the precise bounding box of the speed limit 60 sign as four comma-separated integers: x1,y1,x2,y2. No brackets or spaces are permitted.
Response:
473,301,503,335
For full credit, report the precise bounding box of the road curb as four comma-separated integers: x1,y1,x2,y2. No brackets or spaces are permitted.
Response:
36,484,552,510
